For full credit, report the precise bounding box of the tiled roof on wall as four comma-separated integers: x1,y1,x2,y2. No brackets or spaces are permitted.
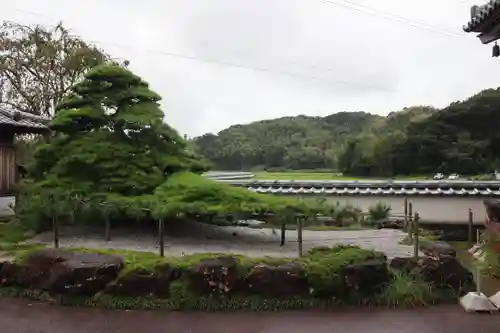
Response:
220,180,500,197
246,186,500,196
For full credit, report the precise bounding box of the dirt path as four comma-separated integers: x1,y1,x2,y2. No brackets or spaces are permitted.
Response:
1,298,498,333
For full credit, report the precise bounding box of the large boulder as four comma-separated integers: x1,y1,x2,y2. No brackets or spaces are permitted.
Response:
188,256,239,295
391,256,476,296
388,257,419,273
341,258,390,296
0,261,21,286
420,241,456,259
245,262,309,297
106,264,172,298
414,257,475,296
2,249,75,288
1,249,124,296
47,252,124,296
376,219,404,230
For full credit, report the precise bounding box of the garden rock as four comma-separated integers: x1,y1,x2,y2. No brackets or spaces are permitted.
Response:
23,230,36,239
7,249,124,296
106,264,172,298
341,258,390,296
307,246,332,256
414,257,475,296
388,257,419,274
420,241,456,258
13,248,75,288
46,252,124,296
0,261,6,277
0,261,20,286
188,256,238,295
322,218,340,227
377,219,404,230
245,263,309,297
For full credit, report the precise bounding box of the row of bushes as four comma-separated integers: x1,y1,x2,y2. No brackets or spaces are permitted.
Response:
0,245,469,311
314,201,392,227
12,196,394,234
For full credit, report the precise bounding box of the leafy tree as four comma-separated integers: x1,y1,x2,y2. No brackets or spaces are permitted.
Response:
387,89,500,176
18,65,321,229
0,21,111,117
19,64,207,225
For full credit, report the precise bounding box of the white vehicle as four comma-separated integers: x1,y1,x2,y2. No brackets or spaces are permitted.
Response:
448,173,459,180
433,173,444,180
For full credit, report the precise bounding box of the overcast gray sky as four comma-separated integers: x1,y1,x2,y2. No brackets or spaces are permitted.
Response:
2,0,496,136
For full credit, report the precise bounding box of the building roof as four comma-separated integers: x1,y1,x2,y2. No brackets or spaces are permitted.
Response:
219,180,500,197
0,107,49,133
463,0,500,33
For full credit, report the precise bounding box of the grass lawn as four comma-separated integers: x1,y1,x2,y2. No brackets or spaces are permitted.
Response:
254,172,429,181
254,172,358,180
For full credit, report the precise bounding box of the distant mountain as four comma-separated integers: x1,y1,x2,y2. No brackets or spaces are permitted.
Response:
192,107,435,171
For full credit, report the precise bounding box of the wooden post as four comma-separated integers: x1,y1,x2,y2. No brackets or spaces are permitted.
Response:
404,197,408,229
413,212,420,258
408,202,413,240
468,208,473,243
280,220,286,247
105,218,111,242
476,264,482,294
158,218,165,257
52,215,59,249
297,216,303,257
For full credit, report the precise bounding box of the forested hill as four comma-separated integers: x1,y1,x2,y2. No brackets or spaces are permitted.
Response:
380,88,500,176
337,88,500,176
192,107,436,171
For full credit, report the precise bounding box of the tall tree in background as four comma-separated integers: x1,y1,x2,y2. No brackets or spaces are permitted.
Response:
0,21,111,117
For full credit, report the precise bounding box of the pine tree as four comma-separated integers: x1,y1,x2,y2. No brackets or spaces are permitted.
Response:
19,65,319,229
21,65,207,224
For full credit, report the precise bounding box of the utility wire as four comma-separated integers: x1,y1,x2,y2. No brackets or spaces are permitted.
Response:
6,1,477,92
340,0,466,34
5,7,390,92
318,0,469,39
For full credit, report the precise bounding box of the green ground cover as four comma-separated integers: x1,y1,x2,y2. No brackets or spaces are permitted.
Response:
253,172,429,181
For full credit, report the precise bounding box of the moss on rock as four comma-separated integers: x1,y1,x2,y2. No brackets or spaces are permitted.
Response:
0,245,461,311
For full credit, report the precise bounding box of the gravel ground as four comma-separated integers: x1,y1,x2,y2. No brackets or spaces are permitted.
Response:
26,221,420,258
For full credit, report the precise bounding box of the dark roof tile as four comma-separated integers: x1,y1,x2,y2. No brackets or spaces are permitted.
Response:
0,107,49,131
463,0,500,32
